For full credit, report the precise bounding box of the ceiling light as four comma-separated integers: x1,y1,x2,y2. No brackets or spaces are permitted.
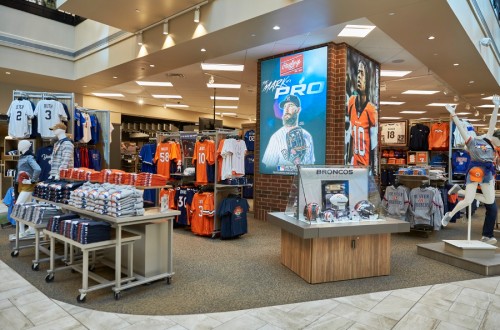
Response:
164,104,189,108
201,63,244,71
113,76,118,79
208,75,215,84
92,93,125,97
152,95,182,99
380,70,412,77
207,83,241,89
194,7,200,23
380,101,405,105
475,109,480,116
135,9,140,13
467,118,480,121
468,80,474,84
478,104,495,108
149,64,155,68
380,116,403,120
465,103,471,110
482,96,494,100
136,81,173,87
221,112,237,116
475,123,487,126
210,96,239,101
456,112,471,115
201,48,206,52
163,21,169,35
428,35,435,40
480,37,492,46
403,90,440,95
138,98,144,105
400,111,426,114
338,25,376,38
273,25,280,30
215,106,238,109
453,63,459,66
5,71,10,75
426,103,457,106
137,32,143,46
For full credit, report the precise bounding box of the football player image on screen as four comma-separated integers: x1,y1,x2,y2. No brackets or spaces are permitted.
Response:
262,94,315,170
345,51,379,175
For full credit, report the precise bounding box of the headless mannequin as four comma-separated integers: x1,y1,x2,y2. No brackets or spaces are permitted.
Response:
442,95,500,227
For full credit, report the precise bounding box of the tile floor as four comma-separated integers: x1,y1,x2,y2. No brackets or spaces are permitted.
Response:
1,260,500,329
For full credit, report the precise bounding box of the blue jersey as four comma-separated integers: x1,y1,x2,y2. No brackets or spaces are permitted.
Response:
452,150,471,175
244,154,254,175
175,187,195,225
244,130,255,151
218,196,249,238
89,115,100,145
74,108,84,142
88,149,102,171
35,145,53,181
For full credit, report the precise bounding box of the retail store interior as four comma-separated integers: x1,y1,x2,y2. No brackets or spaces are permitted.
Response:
0,0,500,329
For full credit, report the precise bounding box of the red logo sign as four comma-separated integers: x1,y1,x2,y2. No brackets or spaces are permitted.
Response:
280,54,303,76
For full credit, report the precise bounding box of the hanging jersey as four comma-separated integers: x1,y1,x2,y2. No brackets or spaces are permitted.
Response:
453,120,476,148
244,130,255,151
348,95,377,166
380,122,406,145
428,122,449,150
35,145,53,181
219,139,234,180
7,99,34,138
88,149,102,171
218,196,249,238
89,115,100,144
154,142,179,178
175,187,195,225
74,108,84,142
409,123,430,151
409,187,443,230
34,100,67,138
192,140,215,183
190,192,215,236
81,113,92,143
244,154,254,175
452,151,470,175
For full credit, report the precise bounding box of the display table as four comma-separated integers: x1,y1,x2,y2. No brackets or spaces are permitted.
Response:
267,212,410,284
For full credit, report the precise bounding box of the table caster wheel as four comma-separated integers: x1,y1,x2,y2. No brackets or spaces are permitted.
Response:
114,292,121,300
31,263,39,271
11,250,19,257
76,294,86,303
45,274,54,283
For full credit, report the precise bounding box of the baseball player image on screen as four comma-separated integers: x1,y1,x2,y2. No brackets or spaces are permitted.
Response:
261,94,315,170
345,60,378,174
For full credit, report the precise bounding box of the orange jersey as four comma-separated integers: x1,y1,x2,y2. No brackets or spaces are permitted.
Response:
428,122,449,150
348,95,377,166
154,142,179,178
189,192,214,236
159,188,177,210
192,140,215,183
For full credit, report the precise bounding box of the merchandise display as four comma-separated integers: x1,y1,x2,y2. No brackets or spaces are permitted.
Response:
6,98,35,138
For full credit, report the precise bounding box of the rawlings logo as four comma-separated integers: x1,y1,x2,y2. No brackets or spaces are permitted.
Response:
280,54,303,76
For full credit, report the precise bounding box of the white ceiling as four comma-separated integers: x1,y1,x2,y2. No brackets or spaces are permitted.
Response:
2,0,499,124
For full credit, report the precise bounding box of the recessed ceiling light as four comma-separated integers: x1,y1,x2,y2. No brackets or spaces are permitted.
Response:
5,71,11,75
150,64,155,68
403,90,440,95
201,48,206,52
433,53,438,56
392,59,405,63
251,34,256,37
456,112,472,115
207,83,241,89
428,35,435,40
380,116,403,120
380,101,405,105
482,96,493,100
453,63,459,66
273,25,280,30
152,95,182,99
400,111,426,114
338,25,376,38
135,9,140,13
210,96,239,101
201,63,244,71
113,76,118,79
92,93,125,97
221,112,237,116
388,12,395,16
380,70,412,77
468,80,474,84
138,98,144,105
215,105,238,109
478,104,495,108
390,96,398,99
136,81,173,87
427,103,457,106
465,118,481,121
474,124,488,126
82,85,87,87
164,104,189,108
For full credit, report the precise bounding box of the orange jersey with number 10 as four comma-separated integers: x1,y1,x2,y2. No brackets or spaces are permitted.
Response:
192,140,215,183
348,95,377,166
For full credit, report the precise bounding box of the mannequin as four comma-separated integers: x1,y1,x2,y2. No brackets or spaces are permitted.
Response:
13,140,41,238
441,95,500,235
48,122,74,180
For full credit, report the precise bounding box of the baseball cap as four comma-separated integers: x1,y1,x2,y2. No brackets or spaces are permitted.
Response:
49,122,67,131
279,95,301,108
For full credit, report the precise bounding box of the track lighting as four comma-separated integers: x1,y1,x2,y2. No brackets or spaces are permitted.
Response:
137,32,143,45
453,95,459,102
465,103,471,110
475,108,479,116
194,6,200,23
163,21,169,35
208,75,215,84
480,37,492,46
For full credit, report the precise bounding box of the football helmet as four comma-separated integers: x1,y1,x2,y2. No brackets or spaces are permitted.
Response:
303,202,321,221
321,209,335,222
354,200,376,219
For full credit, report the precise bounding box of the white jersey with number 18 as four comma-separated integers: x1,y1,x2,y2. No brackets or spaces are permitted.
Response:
381,122,405,145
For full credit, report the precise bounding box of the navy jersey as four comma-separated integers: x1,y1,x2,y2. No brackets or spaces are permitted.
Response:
175,187,195,225
244,130,255,151
89,115,100,145
218,196,249,238
74,108,84,142
452,150,470,175
35,145,53,181
88,149,102,171
244,154,254,175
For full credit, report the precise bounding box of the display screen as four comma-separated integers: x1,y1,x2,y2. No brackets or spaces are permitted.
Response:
259,46,327,175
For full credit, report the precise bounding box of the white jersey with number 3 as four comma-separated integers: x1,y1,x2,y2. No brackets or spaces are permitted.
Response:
34,100,67,138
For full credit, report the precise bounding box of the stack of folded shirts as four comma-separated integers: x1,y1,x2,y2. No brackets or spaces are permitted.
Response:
46,213,80,233
76,220,112,244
